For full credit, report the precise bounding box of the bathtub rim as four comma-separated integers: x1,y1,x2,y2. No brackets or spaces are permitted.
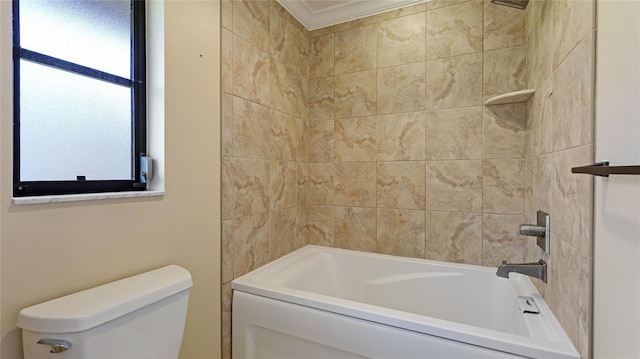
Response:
232,245,579,359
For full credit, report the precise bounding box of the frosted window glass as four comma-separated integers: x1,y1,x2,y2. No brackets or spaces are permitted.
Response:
20,60,132,181
20,0,131,78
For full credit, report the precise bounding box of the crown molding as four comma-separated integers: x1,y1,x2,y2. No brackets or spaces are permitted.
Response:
277,0,427,31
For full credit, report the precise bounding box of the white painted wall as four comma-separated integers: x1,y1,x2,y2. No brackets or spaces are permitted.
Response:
0,2,221,358
594,0,640,357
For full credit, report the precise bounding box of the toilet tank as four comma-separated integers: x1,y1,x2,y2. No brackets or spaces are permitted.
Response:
18,265,193,359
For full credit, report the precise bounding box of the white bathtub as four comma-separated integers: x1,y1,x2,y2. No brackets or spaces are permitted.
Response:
232,245,578,359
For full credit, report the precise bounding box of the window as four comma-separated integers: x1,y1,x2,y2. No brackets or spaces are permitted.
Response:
13,0,147,197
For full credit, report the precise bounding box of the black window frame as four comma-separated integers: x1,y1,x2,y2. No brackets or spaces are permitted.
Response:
12,0,147,197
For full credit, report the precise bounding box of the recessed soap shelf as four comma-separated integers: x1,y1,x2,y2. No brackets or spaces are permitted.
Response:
484,89,535,106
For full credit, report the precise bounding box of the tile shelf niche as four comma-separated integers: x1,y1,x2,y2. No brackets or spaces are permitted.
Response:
484,89,535,106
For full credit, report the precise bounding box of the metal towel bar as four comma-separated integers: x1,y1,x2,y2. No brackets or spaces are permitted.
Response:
571,161,640,177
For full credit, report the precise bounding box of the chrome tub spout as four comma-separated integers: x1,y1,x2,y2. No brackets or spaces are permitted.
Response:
496,260,547,283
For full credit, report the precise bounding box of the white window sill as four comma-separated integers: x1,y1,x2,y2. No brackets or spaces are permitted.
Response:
13,190,165,205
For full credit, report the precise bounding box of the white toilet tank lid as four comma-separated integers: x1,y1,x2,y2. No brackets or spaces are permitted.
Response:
17,265,193,334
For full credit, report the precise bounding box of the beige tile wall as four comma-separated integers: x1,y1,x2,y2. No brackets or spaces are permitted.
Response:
525,0,595,357
220,1,310,357
305,0,527,267
221,0,595,357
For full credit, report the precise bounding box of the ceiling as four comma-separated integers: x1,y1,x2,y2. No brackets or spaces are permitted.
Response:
277,0,427,30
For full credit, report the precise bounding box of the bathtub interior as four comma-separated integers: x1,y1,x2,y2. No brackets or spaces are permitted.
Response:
234,245,579,358
250,247,530,336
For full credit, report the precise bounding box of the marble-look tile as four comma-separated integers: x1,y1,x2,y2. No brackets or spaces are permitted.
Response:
335,117,376,162
233,212,270,277
222,157,235,220
426,0,483,59
270,8,309,77
307,205,334,247
426,0,468,11
425,107,482,160
578,254,593,359
542,233,560,325
527,77,554,156
526,0,553,89
426,211,482,265
308,120,334,163
426,160,482,212
296,205,309,245
222,345,231,359
310,34,335,79
335,70,377,118
335,24,377,75
269,207,298,261
377,62,426,115
483,45,526,102
482,213,526,267
552,31,594,152
222,0,232,30
525,0,540,37
334,162,376,207
524,158,533,223
270,0,307,34
270,110,303,162
270,59,308,119
292,211,309,250
221,93,233,157
299,121,310,163
233,0,270,52
294,116,306,162
310,25,335,38
309,77,334,121
377,112,425,161
334,16,377,32
483,159,525,214
233,35,270,106
426,53,482,110
378,12,426,67
377,3,426,22
526,154,553,223
483,104,526,159
233,96,270,159
553,0,595,68
377,209,426,258
297,163,309,206
525,100,534,159
377,161,426,210
232,158,270,217
270,161,296,210
334,206,377,252
221,28,233,94
221,282,232,349
295,117,306,161
484,0,526,51
545,235,581,349
308,163,334,205
222,219,234,283
552,145,593,256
